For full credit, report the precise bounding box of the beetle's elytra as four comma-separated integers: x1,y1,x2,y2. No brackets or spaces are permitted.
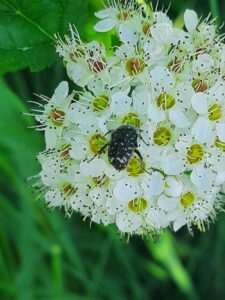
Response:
88,125,144,171
108,125,139,170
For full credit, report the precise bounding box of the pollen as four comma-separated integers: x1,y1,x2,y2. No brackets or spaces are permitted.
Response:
89,134,107,154
122,112,141,128
156,93,176,110
180,192,195,207
49,109,65,126
128,198,148,213
126,155,145,177
187,144,204,164
153,127,171,146
126,58,145,76
208,103,222,121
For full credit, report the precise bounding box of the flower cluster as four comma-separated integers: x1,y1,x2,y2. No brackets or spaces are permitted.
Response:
34,1,225,237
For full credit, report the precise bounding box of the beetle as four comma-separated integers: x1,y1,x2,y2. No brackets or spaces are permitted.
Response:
87,125,148,171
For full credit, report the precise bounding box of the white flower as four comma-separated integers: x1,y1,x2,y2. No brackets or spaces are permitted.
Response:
34,2,225,238
34,81,72,149
94,2,141,44
148,66,190,128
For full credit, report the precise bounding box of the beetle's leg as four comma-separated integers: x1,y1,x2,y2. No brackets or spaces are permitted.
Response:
139,134,149,146
85,143,109,163
134,149,151,175
134,149,144,167
104,130,113,137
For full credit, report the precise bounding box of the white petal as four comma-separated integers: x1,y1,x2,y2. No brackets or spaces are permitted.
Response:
111,91,132,115
176,83,194,109
148,104,165,123
45,128,58,149
113,178,141,202
80,158,104,177
70,188,92,215
216,123,225,142
184,9,199,32
191,92,208,114
67,63,84,83
173,218,187,232
116,212,142,233
119,24,138,45
150,23,173,44
69,138,88,160
164,177,183,197
45,188,63,207
192,117,213,143
175,141,188,153
162,153,186,176
52,81,69,103
150,66,175,91
132,86,149,115
89,187,106,206
154,12,172,24
95,8,117,19
94,18,117,32
146,209,168,229
142,172,164,195
190,166,214,191
215,171,225,185
209,83,225,101
193,54,214,72
169,110,190,128
158,195,178,212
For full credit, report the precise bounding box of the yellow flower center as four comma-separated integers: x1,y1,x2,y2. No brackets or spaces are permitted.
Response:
126,58,145,76
187,144,204,164
143,23,151,35
126,156,145,177
168,59,182,73
208,103,222,121
49,109,65,126
118,10,129,20
128,198,148,213
180,192,195,207
153,127,171,146
122,112,141,128
215,138,225,150
192,79,207,92
92,95,109,112
89,134,107,154
62,184,76,196
92,174,110,187
156,93,176,110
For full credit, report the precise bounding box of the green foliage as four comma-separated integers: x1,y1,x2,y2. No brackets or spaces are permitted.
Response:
1,0,225,299
0,0,88,73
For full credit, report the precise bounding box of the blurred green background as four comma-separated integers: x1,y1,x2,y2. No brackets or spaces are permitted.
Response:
1,0,225,299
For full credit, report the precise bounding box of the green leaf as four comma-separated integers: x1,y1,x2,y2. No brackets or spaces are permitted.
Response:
0,0,88,73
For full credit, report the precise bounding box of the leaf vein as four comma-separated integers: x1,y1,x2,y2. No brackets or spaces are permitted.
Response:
2,0,56,42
